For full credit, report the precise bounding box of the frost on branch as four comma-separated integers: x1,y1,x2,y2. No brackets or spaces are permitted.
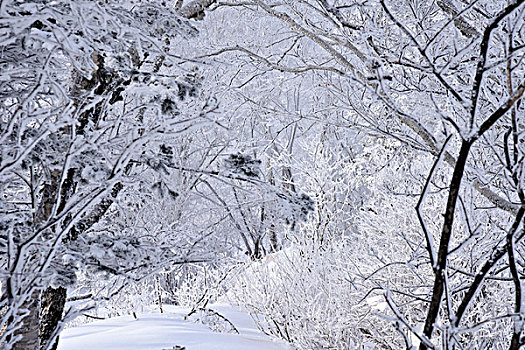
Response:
275,192,315,225
221,153,262,178
186,308,239,334
0,0,218,348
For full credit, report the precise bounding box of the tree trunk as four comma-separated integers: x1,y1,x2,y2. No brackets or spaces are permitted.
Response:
12,170,61,349
39,287,67,350
12,291,40,350
419,140,472,349
32,54,120,349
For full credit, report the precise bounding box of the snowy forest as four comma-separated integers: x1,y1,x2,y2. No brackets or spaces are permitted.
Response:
1,0,525,349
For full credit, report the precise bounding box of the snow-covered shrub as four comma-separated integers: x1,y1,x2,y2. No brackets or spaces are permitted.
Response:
225,235,394,349
186,307,240,334
224,139,432,349
161,262,235,309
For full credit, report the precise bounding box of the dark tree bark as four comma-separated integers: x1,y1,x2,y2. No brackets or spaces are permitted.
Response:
37,182,123,349
454,207,525,327
12,293,40,350
33,53,123,350
12,170,61,350
417,3,525,346
419,140,472,350
39,287,67,350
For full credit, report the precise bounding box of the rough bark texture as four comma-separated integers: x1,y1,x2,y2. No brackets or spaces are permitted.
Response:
39,287,67,350
11,52,123,350
12,291,40,350
36,181,123,349
36,52,126,348
12,169,61,349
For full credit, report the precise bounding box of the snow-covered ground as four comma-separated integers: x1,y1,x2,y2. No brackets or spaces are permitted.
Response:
57,304,290,350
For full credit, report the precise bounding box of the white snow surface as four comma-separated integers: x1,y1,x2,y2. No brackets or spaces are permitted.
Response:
57,304,290,350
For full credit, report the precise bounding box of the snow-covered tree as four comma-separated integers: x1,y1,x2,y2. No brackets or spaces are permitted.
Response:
4,0,525,349
0,1,226,348
187,0,525,348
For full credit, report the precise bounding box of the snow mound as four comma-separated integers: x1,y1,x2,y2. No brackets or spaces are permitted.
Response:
57,304,290,350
